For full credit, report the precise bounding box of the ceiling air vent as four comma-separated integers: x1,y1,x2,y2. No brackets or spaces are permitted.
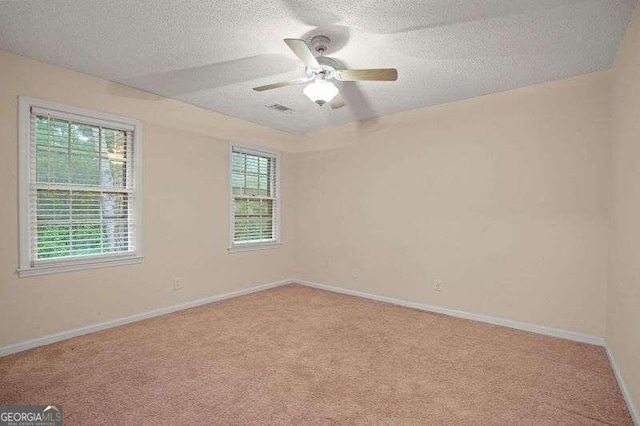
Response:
265,103,294,113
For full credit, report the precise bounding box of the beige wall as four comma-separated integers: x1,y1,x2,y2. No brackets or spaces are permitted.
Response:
608,6,640,413
294,72,612,337
0,50,298,348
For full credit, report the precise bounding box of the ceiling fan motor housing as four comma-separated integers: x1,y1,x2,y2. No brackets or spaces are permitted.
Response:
305,57,341,83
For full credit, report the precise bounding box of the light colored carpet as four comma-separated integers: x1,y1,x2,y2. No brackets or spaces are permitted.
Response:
0,284,632,425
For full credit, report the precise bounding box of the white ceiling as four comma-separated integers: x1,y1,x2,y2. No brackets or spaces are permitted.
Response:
0,0,635,133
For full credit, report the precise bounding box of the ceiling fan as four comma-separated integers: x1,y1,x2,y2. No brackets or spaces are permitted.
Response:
253,36,398,109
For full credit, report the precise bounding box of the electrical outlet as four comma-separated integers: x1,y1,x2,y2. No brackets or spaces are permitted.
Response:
173,277,183,291
435,280,443,293
351,268,360,279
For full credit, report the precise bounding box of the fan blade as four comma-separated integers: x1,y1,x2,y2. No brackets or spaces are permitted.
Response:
336,69,398,81
284,38,320,68
329,93,346,109
253,77,311,92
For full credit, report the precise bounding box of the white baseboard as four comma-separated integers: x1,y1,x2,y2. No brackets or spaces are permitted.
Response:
0,277,607,352
1,278,605,354
0,279,293,357
606,345,639,425
296,279,605,346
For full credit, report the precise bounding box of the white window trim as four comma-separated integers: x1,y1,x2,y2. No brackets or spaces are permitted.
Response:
17,96,144,277
228,142,281,253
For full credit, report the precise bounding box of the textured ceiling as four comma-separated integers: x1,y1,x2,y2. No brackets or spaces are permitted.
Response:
0,0,635,133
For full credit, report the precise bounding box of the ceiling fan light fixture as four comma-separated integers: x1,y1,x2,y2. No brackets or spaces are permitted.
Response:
303,78,339,106
252,38,398,111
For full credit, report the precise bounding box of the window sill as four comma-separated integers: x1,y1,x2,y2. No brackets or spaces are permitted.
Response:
228,242,281,253
18,255,144,277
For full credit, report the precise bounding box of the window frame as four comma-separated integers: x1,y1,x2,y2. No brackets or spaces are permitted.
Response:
18,96,144,277
228,142,281,252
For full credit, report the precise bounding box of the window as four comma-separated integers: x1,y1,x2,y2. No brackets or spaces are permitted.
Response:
229,144,280,251
18,97,143,276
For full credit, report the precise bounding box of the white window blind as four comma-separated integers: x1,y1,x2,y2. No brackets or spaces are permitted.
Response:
19,97,143,276
230,145,280,249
